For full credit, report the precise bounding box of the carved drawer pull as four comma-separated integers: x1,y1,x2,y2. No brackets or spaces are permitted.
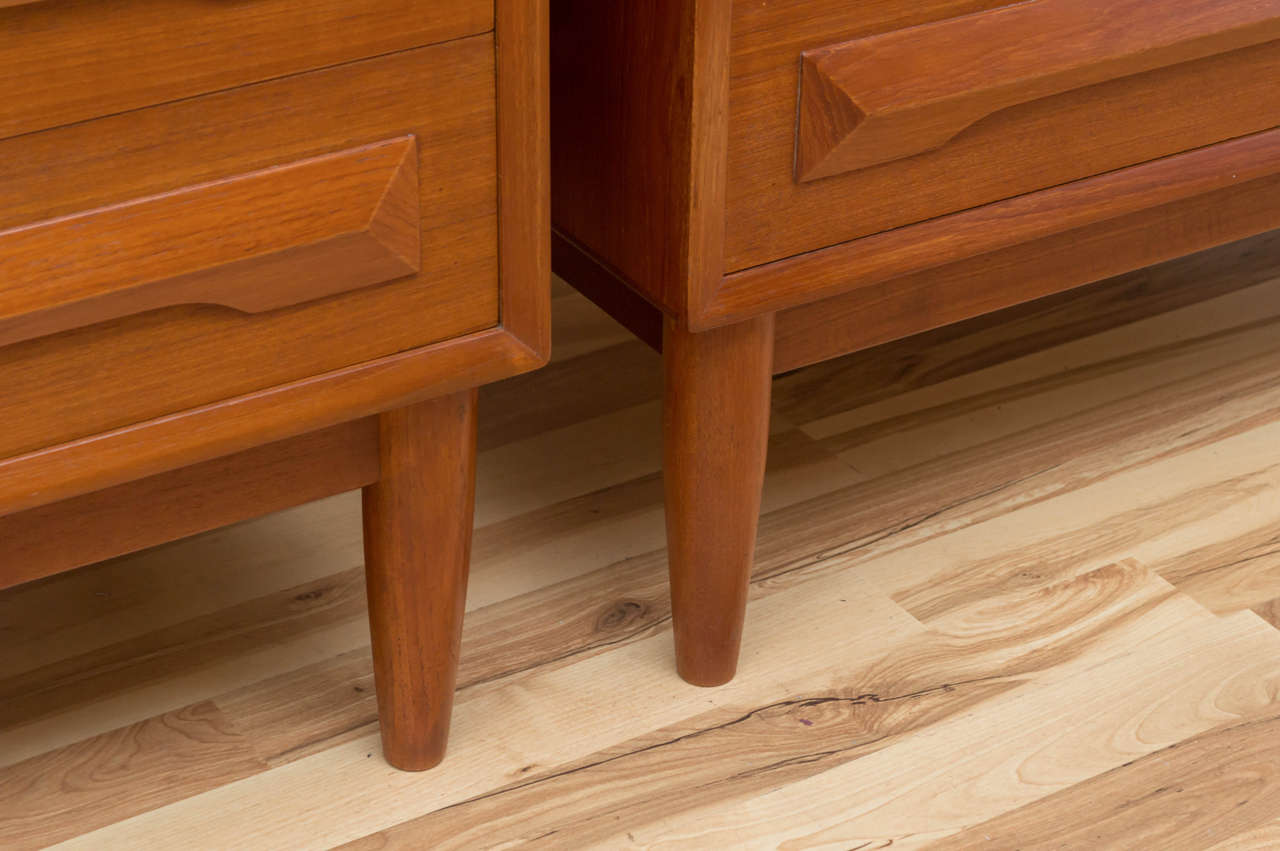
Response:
797,0,1280,181
0,136,419,347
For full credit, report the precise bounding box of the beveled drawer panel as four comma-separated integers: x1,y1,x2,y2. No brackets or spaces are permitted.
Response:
796,0,1280,180
725,0,1280,271
0,39,499,460
0,0,492,140
0,138,420,348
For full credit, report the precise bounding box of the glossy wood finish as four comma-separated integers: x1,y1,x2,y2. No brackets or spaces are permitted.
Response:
0,42,498,463
0,0,549,518
496,0,553,355
556,170,1280,374
552,0,1280,687
796,0,1280,180
774,174,1280,372
0,421,379,590
550,0,732,318
0,0,549,774
364,391,479,771
0,22,548,519
0,138,419,348
0,330,533,520
710,128,1280,328
664,315,773,686
0,0,490,139
726,4,1280,270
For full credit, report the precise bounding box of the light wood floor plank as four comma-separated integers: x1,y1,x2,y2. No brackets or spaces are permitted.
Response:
1,236,1278,849
614,610,1280,849
341,561,1193,848
0,701,267,850
1209,818,1280,850
51,568,924,848
930,706,1280,850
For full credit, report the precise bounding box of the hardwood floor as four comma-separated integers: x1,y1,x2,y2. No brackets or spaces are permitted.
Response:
3,232,1280,849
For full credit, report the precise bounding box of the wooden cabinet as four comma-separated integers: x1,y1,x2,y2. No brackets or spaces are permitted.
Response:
792,0,1280,179
731,0,1280,269
551,0,1280,685
0,45,500,459
0,0,491,139
0,0,549,772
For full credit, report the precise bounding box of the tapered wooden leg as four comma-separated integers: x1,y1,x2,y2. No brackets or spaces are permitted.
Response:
362,389,478,770
663,315,774,687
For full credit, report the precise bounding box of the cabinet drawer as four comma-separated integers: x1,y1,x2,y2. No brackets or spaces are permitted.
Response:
0,39,499,460
0,0,491,140
726,0,1280,271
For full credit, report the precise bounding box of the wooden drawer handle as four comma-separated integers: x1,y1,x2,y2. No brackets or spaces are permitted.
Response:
797,0,1280,181
0,137,418,348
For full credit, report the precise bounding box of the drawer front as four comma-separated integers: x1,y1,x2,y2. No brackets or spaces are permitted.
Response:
725,0,1280,271
0,39,499,459
0,0,491,140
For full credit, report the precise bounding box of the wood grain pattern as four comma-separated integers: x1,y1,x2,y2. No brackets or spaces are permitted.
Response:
771,230,1280,423
796,0,1280,179
0,41,499,463
1211,820,1280,850
0,138,418,348
0,328,532,518
2,252,1280,846
727,15,1280,269
0,420,378,590
0,1,551,525
553,0,1280,692
0,0,491,140
928,707,1280,850
556,174,1280,368
773,174,1280,370
554,5,1280,338
496,0,552,356
0,701,267,849
0,0,548,785
729,0,1009,77
363,392,478,771
663,315,774,686
348,677,1019,849
552,0,1280,756
707,129,1280,328
0,419,376,591
550,0,732,317
0,567,371,745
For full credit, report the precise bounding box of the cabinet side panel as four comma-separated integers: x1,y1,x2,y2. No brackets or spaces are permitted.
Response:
551,0,730,318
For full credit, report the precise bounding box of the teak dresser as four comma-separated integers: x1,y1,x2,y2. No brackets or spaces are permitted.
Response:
0,0,548,770
551,1,1280,686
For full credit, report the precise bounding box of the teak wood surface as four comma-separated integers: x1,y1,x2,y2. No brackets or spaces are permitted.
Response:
363,392,479,771
3,246,1280,845
0,421,380,591
0,2,549,511
551,0,1280,685
727,3,1280,270
663,315,773,686
0,0,491,139
0,42,500,464
0,138,420,349
0,0,550,772
795,0,1280,180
